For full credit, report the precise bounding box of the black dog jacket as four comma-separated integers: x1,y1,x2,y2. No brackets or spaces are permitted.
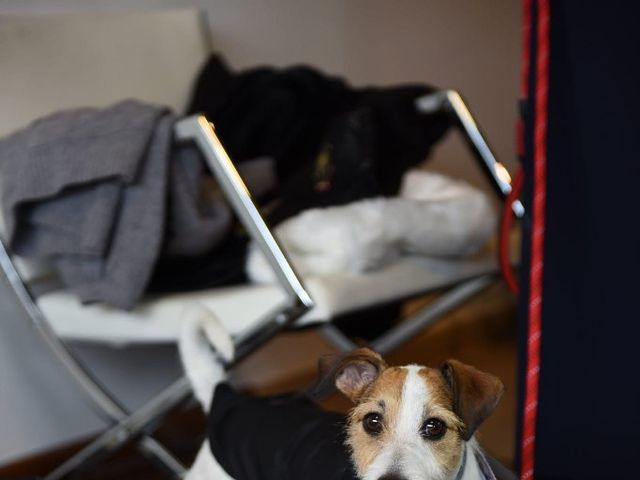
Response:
207,383,358,480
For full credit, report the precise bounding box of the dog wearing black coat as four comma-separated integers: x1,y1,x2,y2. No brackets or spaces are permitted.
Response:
180,306,504,480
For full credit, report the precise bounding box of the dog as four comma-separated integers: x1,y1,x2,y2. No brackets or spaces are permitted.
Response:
180,305,505,480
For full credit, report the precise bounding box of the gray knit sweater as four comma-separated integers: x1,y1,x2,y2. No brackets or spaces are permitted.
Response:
0,100,232,309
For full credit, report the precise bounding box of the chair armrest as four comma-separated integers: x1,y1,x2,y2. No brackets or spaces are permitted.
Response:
174,116,314,353
416,90,524,218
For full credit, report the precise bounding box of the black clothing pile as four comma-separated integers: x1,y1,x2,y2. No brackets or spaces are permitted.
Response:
187,55,451,224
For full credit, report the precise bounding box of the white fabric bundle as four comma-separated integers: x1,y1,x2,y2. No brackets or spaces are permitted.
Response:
246,170,496,283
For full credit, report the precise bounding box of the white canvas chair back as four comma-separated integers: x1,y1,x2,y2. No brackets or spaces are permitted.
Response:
0,9,211,281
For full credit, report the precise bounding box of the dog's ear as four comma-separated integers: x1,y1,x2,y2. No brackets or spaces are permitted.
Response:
335,348,387,403
440,359,504,440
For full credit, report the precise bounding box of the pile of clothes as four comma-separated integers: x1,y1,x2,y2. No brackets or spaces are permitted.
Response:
186,55,451,223
0,54,494,310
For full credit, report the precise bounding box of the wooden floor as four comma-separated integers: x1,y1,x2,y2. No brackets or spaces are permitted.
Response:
1,283,518,479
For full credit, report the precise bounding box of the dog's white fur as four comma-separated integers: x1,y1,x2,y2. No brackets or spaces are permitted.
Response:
363,366,444,480
246,170,496,283
180,306,497,480
179,305,234,480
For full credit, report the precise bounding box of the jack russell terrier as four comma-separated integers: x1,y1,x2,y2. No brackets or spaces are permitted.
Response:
180,306,505,480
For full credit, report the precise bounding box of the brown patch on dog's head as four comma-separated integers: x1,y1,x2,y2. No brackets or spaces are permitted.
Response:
439,359,505,440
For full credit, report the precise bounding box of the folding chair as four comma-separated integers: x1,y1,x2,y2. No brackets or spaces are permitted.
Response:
0,10,520,479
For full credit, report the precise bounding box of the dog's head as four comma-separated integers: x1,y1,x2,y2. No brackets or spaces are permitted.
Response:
332,348,503,480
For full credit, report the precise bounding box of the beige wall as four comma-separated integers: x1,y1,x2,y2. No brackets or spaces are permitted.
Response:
2,0,521,190
207,0,522,190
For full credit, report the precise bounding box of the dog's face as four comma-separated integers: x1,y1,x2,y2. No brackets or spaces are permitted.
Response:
333,349,504,480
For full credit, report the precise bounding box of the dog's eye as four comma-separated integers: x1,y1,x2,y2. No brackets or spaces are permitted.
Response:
421,418,447,440
363,412,383,435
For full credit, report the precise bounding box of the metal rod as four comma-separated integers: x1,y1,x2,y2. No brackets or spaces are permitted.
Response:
44,378,191,480
320,324,359,353
0,241,186,476
0,241,125,420
174,115,316,368
174,116,314,311
371,275,494,355
233,303,309,362
416,90,524,218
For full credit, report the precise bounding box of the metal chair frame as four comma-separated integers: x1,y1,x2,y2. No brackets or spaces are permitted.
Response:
0,91,518,479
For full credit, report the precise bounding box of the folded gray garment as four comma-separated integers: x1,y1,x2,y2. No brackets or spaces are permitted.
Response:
53,114,173,308
2,100,163,253
0,100,234,309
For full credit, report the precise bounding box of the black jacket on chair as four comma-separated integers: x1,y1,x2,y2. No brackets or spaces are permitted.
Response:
187,55,451,223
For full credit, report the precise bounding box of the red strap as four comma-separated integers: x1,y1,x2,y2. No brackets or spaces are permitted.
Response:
498,167,523,294
520,0,549,478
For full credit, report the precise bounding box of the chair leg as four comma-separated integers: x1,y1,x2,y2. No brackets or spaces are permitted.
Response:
371,274,494,355
0,242,186,477
34,311,186,477
320,275,495,357
320,323,359,352
35,340,188,479
44,377,191,480
45,435,185,480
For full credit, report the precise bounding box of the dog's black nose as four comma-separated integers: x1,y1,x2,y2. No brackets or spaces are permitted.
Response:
378,475,408,480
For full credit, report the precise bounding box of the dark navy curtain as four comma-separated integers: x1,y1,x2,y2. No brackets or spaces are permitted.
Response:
517,2,640,478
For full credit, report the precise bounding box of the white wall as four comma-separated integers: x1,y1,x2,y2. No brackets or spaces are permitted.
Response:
1,0,521,185
0,0,520,465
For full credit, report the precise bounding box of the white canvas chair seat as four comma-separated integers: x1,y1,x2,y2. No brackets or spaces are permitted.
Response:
40,254,497,345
